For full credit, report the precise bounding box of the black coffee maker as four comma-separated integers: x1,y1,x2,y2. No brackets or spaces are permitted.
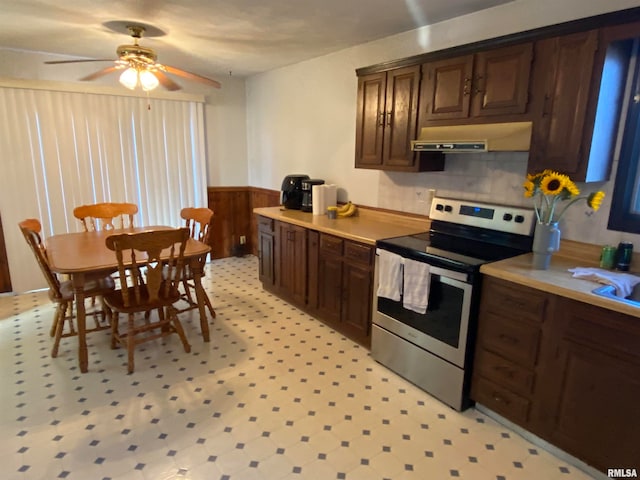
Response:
281,174,309,209
301,179,325,212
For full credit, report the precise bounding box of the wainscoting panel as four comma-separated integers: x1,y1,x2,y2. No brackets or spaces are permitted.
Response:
207,186,280,259
0,214,11,292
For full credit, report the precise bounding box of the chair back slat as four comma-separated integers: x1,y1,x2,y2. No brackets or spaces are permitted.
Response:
18,218,62,299
180,207,213,244
74,202,138,231
106,228,189,307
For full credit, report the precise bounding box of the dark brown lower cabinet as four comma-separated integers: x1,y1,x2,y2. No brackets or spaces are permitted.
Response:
317,234,374,344
257,216,275,286
307,231,319,311
256,216,375,347
539,297,640,472
340,246,373,341
472,276,640,473
275,221,307,305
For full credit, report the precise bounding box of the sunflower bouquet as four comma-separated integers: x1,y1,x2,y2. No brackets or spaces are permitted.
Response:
523,170,605,224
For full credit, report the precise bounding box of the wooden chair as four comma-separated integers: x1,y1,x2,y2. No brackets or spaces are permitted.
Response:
73,202,138,231
18,219,115,358
103,228,192,373
178,207,216,320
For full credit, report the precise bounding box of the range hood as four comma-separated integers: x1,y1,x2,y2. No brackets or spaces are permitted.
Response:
411,121,533,153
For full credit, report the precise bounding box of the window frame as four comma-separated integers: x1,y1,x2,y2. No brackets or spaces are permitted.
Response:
608,48,640,234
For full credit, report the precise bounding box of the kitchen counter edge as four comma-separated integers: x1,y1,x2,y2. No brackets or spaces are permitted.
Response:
481,253,640,318
253,206,429,245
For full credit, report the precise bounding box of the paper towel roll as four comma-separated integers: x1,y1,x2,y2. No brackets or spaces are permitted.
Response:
312,184,325,215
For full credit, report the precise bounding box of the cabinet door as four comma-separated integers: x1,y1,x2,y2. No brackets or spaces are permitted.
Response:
420,55,474,121
318,254,343,325
258,230,275,286
355,72,386,168
382,65,421,167
307,230,319,311
257,216,275,286
276,222,307,305
540,297,640,471
471,43,533,117
547,340,640,471
341,260,373,341
529,30,599,175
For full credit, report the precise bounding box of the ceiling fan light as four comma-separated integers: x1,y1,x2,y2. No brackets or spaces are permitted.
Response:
119,67,138,90
139,70,159,91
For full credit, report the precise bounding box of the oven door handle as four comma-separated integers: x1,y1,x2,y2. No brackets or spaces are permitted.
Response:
375,249,469,283
428,265,469,283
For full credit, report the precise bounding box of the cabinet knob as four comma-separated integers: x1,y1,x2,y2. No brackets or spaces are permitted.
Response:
542,94,552,116
386,111,392,125
378,112,385,126
473,75,484,94
463,77,471,96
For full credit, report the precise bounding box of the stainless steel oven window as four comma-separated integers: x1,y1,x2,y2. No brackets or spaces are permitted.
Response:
374,262,473,368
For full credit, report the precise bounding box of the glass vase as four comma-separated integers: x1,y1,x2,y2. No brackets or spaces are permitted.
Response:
532,221,561,270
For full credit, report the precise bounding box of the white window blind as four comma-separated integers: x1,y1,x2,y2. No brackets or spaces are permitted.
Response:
0,86,207,293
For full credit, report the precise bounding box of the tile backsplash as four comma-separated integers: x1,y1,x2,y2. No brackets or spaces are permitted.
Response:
378,152,640,252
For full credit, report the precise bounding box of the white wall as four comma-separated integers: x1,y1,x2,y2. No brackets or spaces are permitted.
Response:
245,0,640,249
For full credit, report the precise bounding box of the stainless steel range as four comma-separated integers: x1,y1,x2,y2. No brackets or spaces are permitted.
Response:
372,197,535,411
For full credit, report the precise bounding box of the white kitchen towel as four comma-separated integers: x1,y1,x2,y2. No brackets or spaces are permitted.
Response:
568,267,640,297
376,249,403,301
403,258,431,314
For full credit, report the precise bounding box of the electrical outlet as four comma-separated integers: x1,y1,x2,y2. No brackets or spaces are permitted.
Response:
240,235,246,245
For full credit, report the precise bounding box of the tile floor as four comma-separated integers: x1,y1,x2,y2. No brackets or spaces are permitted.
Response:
0,256,601,480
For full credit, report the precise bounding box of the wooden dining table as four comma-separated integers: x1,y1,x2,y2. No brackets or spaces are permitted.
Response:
46,226,212,373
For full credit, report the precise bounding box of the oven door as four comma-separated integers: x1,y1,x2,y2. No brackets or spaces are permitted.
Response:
373,261,473,368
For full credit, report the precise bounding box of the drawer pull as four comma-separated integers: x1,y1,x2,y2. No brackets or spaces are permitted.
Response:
492,392,509,405
505,299,525,308
498,333,518,344
494,365,515,378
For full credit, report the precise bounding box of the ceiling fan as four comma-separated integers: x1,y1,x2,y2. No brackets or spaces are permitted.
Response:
45,25,221,92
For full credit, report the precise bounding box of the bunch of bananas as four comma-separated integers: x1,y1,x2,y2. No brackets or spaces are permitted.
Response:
336,201,357,218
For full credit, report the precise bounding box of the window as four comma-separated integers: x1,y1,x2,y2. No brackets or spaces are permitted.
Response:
609,39,640,234
0,84,207,292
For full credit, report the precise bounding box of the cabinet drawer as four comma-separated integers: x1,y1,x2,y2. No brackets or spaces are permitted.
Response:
479,312,541,367
475,348,535,396
258,216,274,232
472,376,531,424
344,241,373,265
482,278,547,323
320,234,343,255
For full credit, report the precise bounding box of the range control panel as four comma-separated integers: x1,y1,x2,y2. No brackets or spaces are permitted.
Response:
429,197,535,236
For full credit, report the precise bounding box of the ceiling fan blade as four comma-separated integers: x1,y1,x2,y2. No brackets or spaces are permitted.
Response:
80,66,119,81
45,59,115,65
162,65,221,88
154,70,182,91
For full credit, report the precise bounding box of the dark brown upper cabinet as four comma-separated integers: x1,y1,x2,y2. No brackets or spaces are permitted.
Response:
530,26,633,182
419,43,533,126
355,7,640,178
528,30,603,180
355,66,444,172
